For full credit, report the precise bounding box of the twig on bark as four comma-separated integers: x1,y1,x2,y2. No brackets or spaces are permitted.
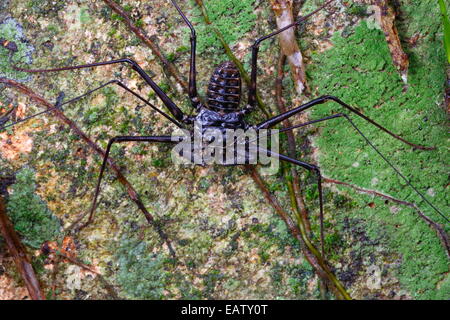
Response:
247,166,351,300
271,0,309,94
50,253,60,300
445,67,450,113
45,247,120,299
0,78,176,258
275,52,328,298
102,0,189,94
0,193,45,300
275,53,311,232
371,0,409,83
323,177,450,257
0,104,17,125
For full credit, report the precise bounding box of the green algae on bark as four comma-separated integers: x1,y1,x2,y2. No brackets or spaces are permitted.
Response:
189,0,256,59
114,236,169,299
6,167,61,248
307,12,449,299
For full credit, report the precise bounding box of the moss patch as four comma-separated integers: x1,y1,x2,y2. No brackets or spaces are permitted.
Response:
114,236,169,299
189,0,256,60
307,2,449,299
6,167,61,248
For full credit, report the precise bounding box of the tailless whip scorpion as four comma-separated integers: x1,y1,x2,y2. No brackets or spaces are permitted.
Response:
1,0,448,263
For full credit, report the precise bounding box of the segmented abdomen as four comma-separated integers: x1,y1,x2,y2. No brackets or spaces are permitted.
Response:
207,61,241,112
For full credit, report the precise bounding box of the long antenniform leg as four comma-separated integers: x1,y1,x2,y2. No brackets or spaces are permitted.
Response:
170,0,201,109
0,91,65,129
259,96,446,218
257,95,434,150
0,79,183,131
261,111,448,256
14,59,190,124
76,135,182,245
